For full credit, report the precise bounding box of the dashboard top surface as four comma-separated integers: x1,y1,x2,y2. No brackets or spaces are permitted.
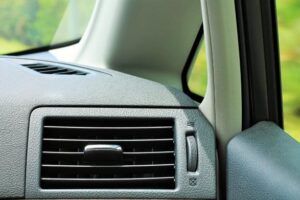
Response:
0,56,197,108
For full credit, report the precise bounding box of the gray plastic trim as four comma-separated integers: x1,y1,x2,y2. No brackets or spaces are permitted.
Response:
26,107,216,199
227,122,300,200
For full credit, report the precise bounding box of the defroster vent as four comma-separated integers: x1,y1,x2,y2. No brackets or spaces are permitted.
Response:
22,63,88,75
41,118,175,189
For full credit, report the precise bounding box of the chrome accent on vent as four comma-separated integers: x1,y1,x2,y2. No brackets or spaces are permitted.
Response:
22,63,88,75
41,118,175,189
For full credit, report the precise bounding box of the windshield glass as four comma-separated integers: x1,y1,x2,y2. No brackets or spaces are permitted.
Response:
0,0,95,54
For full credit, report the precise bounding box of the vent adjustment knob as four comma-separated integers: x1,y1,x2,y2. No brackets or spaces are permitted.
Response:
186,135,198,172
84,144,123,164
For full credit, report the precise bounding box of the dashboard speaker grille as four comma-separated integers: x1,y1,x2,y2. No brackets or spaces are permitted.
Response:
22,63,88,75
40,117,175,189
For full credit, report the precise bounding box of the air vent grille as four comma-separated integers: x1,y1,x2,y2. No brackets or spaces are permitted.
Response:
41,118,175,189
22,63,88,75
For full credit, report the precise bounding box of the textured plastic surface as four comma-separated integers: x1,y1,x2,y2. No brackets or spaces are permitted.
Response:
0,56,197,108
0,56,215,199
227,122,300,200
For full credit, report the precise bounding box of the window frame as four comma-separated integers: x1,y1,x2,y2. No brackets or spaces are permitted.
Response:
235,0,283,129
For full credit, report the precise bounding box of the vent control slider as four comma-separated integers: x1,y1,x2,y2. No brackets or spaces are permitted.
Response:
84,144,123,164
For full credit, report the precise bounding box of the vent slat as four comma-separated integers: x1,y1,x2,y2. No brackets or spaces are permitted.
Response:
41,118,175,189
43,151,174,155
41,177,175,189
25,65,51,69
42,151,174,165
42,164,174,175
43,128,172,139
42,141,173,152
44,125,173,130
43,138,173,143
40,69,69,74
34,67,59,72
30,66,55,70
42,177,174,182
42,163,174,168
22,63,88,75
57,70,78,75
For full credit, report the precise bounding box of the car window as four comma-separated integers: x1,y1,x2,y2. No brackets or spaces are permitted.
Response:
0,0,95,54
187,42,208,97
277,0,300,142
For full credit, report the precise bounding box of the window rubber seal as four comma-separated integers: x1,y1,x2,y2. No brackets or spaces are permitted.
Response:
4,38,80,56
235,0,283,130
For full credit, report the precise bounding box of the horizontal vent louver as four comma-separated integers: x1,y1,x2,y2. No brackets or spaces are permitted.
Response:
22,63,88,75
41,118,175,189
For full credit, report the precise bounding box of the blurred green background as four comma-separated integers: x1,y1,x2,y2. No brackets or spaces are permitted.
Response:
277,0,300,142
0,0,299,141
0,0,94,54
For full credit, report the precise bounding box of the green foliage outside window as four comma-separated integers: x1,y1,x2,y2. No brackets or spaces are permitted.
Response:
277,0,300,142
0,0,95,54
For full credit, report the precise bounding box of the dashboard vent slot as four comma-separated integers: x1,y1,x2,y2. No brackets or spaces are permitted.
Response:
22,63,88,75
41,118,175,189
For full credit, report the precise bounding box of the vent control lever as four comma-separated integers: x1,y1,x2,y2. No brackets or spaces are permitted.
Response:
84,144,123,163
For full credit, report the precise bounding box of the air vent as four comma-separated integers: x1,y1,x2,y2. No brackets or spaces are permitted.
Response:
41,118,175,189
22,63,88,75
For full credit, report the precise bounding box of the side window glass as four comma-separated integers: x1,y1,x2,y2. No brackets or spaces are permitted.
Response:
277,0,300,141
187,42,208,98
0,0,95,54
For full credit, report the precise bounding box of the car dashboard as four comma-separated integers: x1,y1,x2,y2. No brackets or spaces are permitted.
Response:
0,56,216,199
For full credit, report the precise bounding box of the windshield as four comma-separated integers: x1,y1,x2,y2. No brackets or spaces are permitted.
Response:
0,0,95,54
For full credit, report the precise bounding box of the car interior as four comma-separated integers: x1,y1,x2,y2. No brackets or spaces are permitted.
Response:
0,0,299,200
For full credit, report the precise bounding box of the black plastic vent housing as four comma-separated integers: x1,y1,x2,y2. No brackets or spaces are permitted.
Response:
40,117,175,189
22,63,88,75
